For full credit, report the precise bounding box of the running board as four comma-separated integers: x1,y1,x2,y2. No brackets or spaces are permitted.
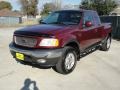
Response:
80,43,100,58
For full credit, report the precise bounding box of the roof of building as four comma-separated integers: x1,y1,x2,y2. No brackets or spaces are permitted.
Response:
110,6,120,14
0,9,22,17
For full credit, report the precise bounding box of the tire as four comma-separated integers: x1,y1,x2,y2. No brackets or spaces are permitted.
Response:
53,46,77,75
100,36,111,51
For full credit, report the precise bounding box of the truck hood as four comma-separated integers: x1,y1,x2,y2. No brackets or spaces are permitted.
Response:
14,24,72,36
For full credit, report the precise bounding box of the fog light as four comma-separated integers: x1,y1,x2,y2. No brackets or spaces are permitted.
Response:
37,59,46,63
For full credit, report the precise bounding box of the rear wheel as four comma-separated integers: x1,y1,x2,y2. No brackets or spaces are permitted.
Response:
100,36,111,51
53,46,77,74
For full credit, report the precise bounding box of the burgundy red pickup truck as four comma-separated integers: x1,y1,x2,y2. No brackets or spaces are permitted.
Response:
9,10,112,74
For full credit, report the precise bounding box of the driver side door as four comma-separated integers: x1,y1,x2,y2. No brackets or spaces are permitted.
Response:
80,11,98,50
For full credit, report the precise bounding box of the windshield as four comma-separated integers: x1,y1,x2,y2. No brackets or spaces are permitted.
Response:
42,11,82,25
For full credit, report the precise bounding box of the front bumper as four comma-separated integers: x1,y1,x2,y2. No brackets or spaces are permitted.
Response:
9,43,64,67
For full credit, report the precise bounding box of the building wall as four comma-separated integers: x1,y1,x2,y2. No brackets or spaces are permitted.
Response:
110,6,120,16
0,16,22,25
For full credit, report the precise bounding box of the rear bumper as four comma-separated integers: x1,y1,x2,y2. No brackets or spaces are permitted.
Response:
9,43,64,67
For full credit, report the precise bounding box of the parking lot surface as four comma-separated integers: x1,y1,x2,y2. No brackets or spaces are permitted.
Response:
0,28,120,90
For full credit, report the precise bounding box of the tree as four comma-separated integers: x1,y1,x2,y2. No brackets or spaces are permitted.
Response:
19,0,38,16
41,3,56,15
0,1,12,10
80,0,117,15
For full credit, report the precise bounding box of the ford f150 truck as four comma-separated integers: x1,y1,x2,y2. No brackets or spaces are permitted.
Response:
9,10,112,74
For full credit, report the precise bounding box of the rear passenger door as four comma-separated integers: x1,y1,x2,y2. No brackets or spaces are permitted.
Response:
80,11,99,49
93,12,103,42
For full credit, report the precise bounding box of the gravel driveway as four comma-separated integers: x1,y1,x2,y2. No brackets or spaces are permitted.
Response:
0,27,120,90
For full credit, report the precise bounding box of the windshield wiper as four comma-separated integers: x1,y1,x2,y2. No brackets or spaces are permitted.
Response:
41,21,47,24
50,22,68,25
41,21,77,25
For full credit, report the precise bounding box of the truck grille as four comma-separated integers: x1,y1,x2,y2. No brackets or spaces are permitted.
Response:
14,36,37,47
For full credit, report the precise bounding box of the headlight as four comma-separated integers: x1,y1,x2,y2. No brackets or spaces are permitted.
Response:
39,38,59,47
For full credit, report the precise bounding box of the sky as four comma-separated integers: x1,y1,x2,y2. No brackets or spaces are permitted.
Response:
6,0,81,10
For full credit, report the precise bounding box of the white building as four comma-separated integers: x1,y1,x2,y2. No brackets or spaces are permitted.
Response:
53,0,62,9
62,4,79,10
110,6,120,16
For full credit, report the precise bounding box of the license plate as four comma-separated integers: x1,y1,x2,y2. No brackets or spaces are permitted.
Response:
16,53,24,60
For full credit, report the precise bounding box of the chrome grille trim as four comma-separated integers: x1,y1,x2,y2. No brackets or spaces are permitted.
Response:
14,36,37,47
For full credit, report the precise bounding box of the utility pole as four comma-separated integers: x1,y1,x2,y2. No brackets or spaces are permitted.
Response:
53,0,62,10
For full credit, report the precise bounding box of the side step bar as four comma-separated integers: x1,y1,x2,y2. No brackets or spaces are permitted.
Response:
80,43,101,58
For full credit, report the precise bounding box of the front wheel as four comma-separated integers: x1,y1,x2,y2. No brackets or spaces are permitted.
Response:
53,47,77,74
100,36,111,51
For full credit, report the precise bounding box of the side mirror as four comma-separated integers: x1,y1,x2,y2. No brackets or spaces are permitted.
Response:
85,21,93,27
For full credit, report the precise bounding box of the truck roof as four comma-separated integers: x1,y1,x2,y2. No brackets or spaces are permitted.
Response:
55,9,96,13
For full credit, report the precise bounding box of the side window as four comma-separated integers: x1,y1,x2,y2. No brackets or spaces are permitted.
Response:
69,12,81,23
83,12,94,27
93,12,101,26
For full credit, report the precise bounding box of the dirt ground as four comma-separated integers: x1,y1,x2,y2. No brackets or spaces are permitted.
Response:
0,27,120,90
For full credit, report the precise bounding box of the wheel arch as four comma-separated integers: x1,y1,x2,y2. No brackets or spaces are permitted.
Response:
63,40,81,60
